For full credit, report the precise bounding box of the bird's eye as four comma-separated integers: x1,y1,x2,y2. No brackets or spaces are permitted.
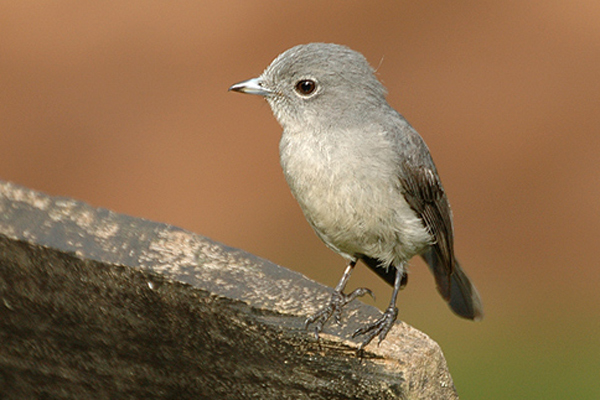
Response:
295,79,317,96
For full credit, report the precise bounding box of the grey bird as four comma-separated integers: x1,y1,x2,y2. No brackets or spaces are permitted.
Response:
229,43,483,348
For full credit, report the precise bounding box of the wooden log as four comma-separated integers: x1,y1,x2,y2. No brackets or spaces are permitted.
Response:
0,181,458,399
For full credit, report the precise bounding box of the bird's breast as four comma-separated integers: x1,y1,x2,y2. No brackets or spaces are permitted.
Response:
279,127,432,265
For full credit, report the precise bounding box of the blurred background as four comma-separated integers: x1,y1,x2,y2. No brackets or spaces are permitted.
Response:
1,1,598,398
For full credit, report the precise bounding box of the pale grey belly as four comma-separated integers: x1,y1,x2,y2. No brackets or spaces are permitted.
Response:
284,158,432,267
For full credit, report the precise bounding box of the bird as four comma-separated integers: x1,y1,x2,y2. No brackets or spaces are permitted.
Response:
229,43,483,349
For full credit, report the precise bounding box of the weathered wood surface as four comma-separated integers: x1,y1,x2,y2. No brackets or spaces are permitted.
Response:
0,181,458,399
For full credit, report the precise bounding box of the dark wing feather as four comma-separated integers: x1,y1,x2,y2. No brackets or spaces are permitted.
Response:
399,162,455,300
360,256,408,289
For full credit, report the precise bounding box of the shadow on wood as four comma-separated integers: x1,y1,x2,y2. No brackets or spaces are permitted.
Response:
0,181,458,399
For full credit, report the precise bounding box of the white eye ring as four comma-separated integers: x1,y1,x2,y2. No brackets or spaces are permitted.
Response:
295,79,317,96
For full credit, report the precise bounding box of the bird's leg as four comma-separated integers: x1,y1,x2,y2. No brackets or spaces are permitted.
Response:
305,260,374,339
353,265,404,349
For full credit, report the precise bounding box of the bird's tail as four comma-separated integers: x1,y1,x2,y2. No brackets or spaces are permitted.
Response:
421,249,484,321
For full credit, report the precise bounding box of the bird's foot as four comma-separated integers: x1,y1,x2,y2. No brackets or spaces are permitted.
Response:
305,287,373,339
352,305,398,349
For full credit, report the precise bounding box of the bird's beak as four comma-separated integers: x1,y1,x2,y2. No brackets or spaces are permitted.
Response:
229,77,272,96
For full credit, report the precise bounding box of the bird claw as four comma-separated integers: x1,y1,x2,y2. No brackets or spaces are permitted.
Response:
347,287,375,302
305,287,373,339
352,305,398,349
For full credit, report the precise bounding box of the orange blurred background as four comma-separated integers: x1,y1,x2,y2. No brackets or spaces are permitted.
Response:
1,2,598,398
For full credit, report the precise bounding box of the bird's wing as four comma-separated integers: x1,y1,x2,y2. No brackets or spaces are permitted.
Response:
399,162,455,300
